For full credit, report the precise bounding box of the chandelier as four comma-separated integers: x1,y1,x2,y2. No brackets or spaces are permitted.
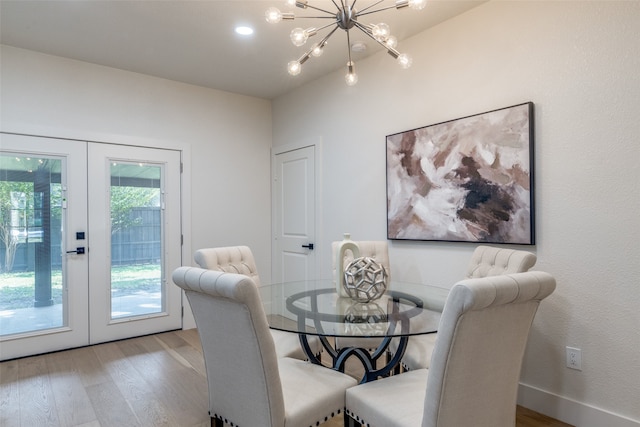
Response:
265,0,426,86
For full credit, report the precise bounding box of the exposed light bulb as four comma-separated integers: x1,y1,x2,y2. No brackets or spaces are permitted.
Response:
345,62,358,86
397,53,413,69
290,27,308,46
409,0,427,10
290,27,317,46
384,35,398,49
288,60,302,75
265,7,282,23
371,23,390,41
311,43,324,57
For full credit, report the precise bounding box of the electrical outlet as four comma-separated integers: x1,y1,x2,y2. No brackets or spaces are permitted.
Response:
566,346,582,370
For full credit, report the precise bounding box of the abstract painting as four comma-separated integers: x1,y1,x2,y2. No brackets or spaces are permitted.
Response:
386,102,534,244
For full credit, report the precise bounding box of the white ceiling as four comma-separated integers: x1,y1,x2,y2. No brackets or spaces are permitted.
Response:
0,0,485,99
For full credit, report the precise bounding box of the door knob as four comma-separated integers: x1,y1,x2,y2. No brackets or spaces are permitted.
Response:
301,243,314,250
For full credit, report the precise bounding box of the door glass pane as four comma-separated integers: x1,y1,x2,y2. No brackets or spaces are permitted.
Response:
110,162,163,319
0,153,64,336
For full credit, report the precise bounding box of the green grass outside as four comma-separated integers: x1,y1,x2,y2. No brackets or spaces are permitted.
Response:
0,264,161,310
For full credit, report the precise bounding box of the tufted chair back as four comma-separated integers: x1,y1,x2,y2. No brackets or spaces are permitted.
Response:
194,246,261,286
465,245,537,279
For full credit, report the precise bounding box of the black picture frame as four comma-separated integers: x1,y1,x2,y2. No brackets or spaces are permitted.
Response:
386,102,535,245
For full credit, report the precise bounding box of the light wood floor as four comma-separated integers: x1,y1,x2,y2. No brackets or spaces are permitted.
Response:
0,329,573,427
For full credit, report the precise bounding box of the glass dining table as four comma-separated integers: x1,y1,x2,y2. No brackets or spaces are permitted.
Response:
258,279,449,383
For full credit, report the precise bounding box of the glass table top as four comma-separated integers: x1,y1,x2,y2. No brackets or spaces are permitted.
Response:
259,279,448,338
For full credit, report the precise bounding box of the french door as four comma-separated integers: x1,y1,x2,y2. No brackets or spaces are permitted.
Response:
0,133,182,360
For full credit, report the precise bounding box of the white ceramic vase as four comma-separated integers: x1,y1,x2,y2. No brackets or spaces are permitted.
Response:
335,233,360,298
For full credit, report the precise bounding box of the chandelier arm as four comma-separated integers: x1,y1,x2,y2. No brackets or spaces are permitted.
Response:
346,27,354,65
295,25,340,68
315,20,340,33
353,20,375,37
302,3,339,15
356,3,401,17
297,50,313,65
318,25,341,46
354,22,400,57
355,0,386,14
293,15,342,19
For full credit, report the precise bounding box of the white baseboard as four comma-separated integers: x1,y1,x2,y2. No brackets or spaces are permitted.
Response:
518,383,639,427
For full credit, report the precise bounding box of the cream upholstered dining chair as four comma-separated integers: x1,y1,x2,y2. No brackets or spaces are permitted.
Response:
393,245,537,372
345,271,556,427
194,246,322,360
172,267,357,427
331,240,391,351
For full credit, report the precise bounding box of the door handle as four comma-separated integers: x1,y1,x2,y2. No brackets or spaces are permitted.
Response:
66,247,85,254
301,243,314,250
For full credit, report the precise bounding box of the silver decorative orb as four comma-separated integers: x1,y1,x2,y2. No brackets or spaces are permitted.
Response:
343,256,388,302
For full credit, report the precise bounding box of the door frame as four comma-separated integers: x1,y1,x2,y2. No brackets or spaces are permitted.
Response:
270,137,322,284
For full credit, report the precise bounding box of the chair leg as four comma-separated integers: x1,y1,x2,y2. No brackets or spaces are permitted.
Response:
344,412,361,427
211,416,224,427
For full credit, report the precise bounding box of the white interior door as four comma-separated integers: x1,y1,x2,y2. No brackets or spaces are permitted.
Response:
272,145,316,283
0,134,182,360
87,143,182,344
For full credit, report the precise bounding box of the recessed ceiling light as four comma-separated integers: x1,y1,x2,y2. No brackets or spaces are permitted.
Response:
235,26,254,36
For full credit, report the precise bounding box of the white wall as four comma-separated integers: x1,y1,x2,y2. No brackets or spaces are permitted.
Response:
272,1,640,426
0,45,273,326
